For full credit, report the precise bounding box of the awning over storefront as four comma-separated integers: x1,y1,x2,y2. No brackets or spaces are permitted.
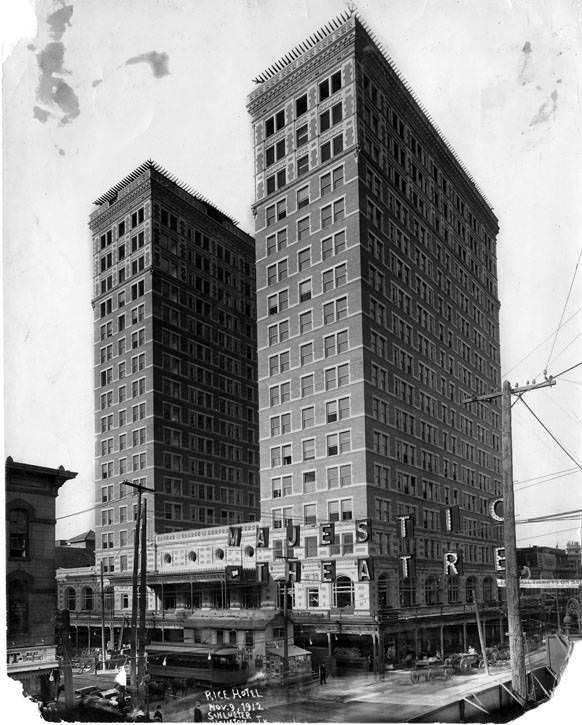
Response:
267,645,311,658
184,612,282,630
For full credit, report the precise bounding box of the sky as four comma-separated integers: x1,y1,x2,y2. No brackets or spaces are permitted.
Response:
2,0,582,548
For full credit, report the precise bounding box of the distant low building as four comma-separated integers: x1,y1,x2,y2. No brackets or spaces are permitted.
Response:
517,545,576,580
55,530,95,569
5,457,77,702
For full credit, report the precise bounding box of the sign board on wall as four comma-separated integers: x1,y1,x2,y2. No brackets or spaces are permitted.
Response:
496,579,582,589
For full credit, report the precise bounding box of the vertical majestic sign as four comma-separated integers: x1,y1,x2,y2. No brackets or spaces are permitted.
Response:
444,551,464,576
287,522,300,547
320,522,336,546
355,518,371,543
399,555,415,579
288,560,301,583
398,514,415,539
321,560,336,582
256,562,269,582
495,546,506,572
256,527,269,548
489,499,504,522
358,558,374,581
440,505,461,533
228,526,242,547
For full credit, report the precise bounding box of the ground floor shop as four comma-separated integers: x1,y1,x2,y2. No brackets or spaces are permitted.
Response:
7,644,60,703
293,605,505,673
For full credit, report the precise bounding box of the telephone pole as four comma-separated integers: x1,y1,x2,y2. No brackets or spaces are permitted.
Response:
138,497,148,713
123,479,154,696
464,376,555,703
100,560,107,672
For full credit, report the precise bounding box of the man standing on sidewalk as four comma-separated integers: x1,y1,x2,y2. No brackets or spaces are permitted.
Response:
319,663,327,685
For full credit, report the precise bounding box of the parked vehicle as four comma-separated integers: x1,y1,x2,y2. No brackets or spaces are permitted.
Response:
410,657,454,684
445,651,482,674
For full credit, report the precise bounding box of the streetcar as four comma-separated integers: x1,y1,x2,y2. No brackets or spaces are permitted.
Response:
146,642,248,686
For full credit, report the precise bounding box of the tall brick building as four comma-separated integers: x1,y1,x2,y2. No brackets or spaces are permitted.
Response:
6,457,77,700
247,12,503,660
90,161,260,573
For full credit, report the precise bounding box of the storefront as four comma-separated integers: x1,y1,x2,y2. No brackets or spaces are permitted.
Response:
7,644,59,702
266,645,312,684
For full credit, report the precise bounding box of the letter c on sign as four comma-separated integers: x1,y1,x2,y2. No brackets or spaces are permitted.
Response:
488,498,504,522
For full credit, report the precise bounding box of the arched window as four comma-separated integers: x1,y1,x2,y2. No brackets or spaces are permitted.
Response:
82,587,94,611
377,573,389,609
9,508,29,559
424,576,440,606
465,576,478,603
8,574,31,636
447,577,459,604
333,576,354,609
64,586,76,611
482,577,495,603
104,586,114,611
400,579,417,608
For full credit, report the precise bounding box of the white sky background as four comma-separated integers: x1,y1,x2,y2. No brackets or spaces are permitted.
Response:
2,0,582,548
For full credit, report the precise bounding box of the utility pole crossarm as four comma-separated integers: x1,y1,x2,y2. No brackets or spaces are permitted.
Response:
463,378,555,405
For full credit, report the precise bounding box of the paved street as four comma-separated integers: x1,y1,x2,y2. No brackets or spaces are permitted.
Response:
65,647,547,722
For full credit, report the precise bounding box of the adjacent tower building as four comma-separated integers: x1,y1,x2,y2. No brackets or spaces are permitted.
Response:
90,161,259,573
248,12,503,652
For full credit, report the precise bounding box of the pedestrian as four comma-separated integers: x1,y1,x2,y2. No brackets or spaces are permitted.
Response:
193,701,203,722
153,705,163,722
319,662,327,685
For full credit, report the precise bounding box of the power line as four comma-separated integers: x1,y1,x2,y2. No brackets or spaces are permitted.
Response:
514,466,578,485
502,304,582,379
515,469,581,492
518,396,582,471
517,526,581,544
545,245,582,370
552,360,582,380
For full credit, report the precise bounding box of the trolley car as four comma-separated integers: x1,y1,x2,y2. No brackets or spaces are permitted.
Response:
146,642,248,686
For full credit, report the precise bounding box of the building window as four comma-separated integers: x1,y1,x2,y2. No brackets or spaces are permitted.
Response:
321,166,344,197
301,406,315,429
65,586,76,611
307,588,320,607
447,577,460,603
266,168,287,195
299,311,312,334
8,508,29,559
300,342,313,366
304,504,316,526
321,134,344,163
304,536,317,558
266,139,286,167
299,280,312,303
297,218,310,242
8,575,30,634
82,587,94,611
296,94,307,117
297,155,309,177
296,124,308,147
302,439,315,462
319,70,342,101
297,186,309,209
321,230,346,260
265,109,285,138
303,470,316,492
333,576,354,607
301,374,314,397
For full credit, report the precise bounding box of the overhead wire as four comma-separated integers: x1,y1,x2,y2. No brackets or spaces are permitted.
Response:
518,396,582,471
501,304,582,379
544,244,582,370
